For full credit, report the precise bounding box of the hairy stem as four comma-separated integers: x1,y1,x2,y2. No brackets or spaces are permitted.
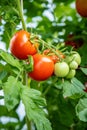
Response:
16,0,27,31
16,1,31,129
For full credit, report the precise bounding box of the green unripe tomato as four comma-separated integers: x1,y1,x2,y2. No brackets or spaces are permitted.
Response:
66,69,76,79
65,56,73,63
69,60,78,69
54,62,69,77
72,52,81,65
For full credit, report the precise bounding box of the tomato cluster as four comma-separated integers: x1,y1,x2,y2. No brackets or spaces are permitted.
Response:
10,30,81,81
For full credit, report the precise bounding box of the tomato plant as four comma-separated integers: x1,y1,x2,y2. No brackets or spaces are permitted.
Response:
29,54,54,81
1,0,87,130
54,62,69,77
10,30,38,59
76,0,87,17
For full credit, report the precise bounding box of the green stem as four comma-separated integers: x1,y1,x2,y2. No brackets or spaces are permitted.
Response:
30,34,65,61
16,1,31,128
26,116,32,130
43,86,51,96
39,38,63,60
23,72,32,130
16,0,27,31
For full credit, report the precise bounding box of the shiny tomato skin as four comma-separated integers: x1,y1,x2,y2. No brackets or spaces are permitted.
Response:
29,54,54,81
54,62,69,77
76,0,87,17
10,30,37,59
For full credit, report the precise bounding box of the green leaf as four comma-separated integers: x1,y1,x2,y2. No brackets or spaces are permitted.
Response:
57,94,75,127
80,67,87,75
3,76,21,111
0,80,2,89
0,105,19,119
0,70,7,80
71,77,84,89
62,78,84,99
0,49,22,70
21,87,52,130
55,3,75,18
76,98,87,122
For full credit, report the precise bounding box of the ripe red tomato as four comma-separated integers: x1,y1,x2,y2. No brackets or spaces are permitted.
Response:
49,54,60,63
76,0,87,17
10,30,38,59
43,49,59,63
29,54,54,81
43,49,65,63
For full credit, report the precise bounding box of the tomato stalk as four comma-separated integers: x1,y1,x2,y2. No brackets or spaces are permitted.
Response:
16,0,27,31
23,72,32,130
16,0,32,129
30,34,65,61
39,38,65,61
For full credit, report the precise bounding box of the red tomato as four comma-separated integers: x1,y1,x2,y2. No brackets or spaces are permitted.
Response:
29,54,54,81
43,49,51,55
43,49,65,63
57,50,65,59
76,0,87,17
49,54,60,63
43,49,59,63
10,30,38,59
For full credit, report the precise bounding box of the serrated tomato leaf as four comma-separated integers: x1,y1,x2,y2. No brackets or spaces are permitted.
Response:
62,78,84,99
0,105,19,120
0,49,22,70
76,98,87,122
3,76,21,111
0,70,7,80
21,87,52,130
